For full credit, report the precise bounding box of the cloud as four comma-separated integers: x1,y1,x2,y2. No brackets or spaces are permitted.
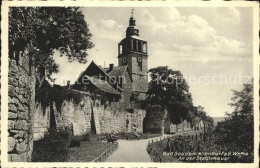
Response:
154,8,181,22
83,7,250,64
97,19,122,30
93,19,124,41
215,7,240,24
137,8,250,63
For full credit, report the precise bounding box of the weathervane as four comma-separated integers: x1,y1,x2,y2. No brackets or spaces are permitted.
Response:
131,9,134,18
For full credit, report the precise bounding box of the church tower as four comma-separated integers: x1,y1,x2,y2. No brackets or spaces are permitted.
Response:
118,10,148,100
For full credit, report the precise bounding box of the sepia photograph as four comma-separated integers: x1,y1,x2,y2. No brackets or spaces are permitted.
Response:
1,1,259,168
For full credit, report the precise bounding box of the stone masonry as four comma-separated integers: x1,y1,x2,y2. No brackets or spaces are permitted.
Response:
33,90,146,140
7,49,146,161
8,49,34,162
144,105,170,134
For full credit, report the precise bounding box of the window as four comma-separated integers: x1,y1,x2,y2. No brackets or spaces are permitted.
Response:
143,43,147,53
127,40,131,50
119,45,122,54
138,41,142,52
133,40,137,51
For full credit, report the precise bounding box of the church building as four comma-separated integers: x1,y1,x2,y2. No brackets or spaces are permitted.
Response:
73,12,148,111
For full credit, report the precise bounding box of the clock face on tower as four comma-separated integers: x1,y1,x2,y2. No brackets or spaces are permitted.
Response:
137,56,142,63
123,56,127,64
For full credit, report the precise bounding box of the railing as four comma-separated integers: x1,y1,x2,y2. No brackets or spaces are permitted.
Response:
147,135,173,146
146,130,205,162
147,145,165,163
92,142,118,162
146,135,173,163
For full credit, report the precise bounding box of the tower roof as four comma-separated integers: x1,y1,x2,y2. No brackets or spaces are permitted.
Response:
126,9,139,37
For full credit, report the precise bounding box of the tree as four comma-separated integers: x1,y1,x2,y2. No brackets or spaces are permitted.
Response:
145,66,193,124
9,7,94,75
195,105,214,125
214,81,254,162
9,7,94,133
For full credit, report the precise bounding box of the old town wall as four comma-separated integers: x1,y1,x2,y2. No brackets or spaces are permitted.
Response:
33,91,146,140
8,50,34,162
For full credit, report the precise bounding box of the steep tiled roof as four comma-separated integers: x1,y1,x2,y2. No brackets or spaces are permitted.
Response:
107,66,127,78
85,75,120,95
106,65,133,82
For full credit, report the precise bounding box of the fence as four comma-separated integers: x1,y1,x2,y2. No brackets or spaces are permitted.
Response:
147,135,173,145
146,130,205,162
147,145,165,162
92,142,118,162
146,135,173,163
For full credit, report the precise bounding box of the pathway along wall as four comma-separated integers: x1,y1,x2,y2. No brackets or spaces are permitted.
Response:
7,49,146,161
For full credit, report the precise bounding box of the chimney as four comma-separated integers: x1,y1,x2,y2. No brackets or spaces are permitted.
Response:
107,63,114,73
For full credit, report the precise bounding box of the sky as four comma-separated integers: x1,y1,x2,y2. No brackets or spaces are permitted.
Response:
52,7,253,117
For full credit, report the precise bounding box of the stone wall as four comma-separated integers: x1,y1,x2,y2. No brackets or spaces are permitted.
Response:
33,91,91,140
33,103,50,140
94,103,146,134
170,120,193,133
8,50,34,162
33,90,146,140
7,50,146,162
144,105,169,133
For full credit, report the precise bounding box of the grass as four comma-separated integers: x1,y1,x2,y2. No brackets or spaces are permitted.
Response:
32,132,162,162
32,138,69,162
32,133,114,162
67,138,114,162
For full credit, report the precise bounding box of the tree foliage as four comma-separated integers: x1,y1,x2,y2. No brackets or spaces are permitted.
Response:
9,7,94,74
192,105,214,126
214,81,254,162
145,66,193,123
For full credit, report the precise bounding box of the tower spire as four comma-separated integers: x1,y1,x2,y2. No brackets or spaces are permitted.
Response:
127,9,138,36
131,9,134,18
